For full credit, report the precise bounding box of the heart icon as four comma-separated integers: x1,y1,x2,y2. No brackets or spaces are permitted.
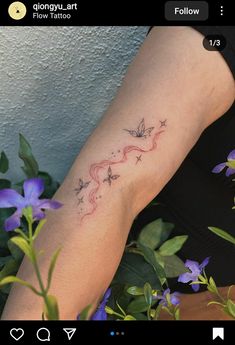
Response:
10,328,24,341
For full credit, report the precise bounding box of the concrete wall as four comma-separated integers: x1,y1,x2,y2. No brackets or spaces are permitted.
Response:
0,26,148,182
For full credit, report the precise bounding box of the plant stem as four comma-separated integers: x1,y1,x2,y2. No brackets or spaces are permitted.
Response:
125,247,143,255
111,311,125,319
207,285,226,305
28,219,51,318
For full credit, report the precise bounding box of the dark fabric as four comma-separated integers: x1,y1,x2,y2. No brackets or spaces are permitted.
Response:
192,26,235,79
146,26,235,287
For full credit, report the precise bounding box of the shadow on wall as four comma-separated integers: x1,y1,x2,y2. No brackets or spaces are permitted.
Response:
0,26,148,182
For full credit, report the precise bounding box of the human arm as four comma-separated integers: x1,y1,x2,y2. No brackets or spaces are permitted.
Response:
2,26,235,320
160,287,235,320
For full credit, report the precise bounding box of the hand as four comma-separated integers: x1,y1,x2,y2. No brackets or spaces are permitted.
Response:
160,287,235,320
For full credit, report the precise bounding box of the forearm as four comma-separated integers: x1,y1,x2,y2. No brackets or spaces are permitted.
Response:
160,287,235,320
2,26,234,320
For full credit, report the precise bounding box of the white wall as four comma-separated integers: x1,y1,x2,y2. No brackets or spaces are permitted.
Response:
0,26,148,182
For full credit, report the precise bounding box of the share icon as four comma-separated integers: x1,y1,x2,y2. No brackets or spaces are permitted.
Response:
63,328,77,341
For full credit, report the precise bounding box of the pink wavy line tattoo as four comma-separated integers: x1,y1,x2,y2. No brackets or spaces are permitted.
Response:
80,129,165,222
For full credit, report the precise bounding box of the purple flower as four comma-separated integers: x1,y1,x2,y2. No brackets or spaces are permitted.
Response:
77,288,111,321
157,288,180,307
91,288,111,320
178,257,210,292
0,178,62,231
212,149,235,177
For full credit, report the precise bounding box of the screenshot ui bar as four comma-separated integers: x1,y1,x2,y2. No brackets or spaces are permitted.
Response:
0,1,233,25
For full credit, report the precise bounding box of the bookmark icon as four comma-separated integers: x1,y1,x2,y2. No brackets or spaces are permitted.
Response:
212,327,224,340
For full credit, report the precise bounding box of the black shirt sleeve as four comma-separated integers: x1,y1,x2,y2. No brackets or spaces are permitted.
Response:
148,26,235,80
192,26,235,80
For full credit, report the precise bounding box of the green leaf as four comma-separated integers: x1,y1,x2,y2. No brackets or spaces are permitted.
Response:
79,305,92,320
18,133,39,178
130,312,148,320
46,248,61,291
37,171,60,199
0,228,10,249
144,283,153,306
158,235,188,256
208,277,219,295
138,218,174,250
33,219,47,240
127,296,148,313
124,315,136,320
174,307,180,320
138,244,166,285
0,151,9,174
44,295,60,320
0,276,41,295
105,306,115,315
190,280,206,286
226,299,235,318
0,283,11,294
38,171,52,186
153,304,163,320
14,228,28,241
0,256,12,268
109,284,131,315
208,227,235,245
155,253,188,278
8,240,24,262
127,296,157,313
10,236,32,261
127,286,144,296
114,253,161,290
227,285,235,299
0,179,11,189
198,274,207,283
0,259,19,280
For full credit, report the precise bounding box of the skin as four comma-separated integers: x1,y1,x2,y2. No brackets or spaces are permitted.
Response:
1,26,235,320
160,287,235,320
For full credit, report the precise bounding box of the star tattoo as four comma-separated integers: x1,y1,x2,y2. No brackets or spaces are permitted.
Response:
135,154,142,164
103,166,120,186
123,118,154,139
74,178,90,195
77,196,84,205
160,119,167,127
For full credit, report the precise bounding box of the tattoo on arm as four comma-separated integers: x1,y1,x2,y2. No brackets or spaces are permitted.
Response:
74,178,90,195
160,119,167,128
103,166,120,186
123,118,154,138
74,118,167,222
135,154,142,164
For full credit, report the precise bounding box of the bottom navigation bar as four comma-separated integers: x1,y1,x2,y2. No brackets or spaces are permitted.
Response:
0,321,232,343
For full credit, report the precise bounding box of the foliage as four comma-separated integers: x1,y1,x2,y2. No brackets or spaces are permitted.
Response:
0,134,60,316
108,218,189,320
1,141,235,320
